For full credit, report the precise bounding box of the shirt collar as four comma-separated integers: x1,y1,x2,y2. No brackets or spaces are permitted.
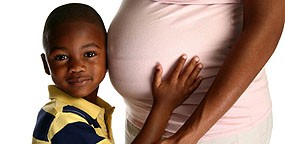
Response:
48,85,114,118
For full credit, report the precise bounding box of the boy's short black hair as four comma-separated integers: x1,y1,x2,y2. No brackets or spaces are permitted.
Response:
43,3,106,52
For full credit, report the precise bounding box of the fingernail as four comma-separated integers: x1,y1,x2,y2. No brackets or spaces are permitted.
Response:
156,63,161,70
194,56,200,62
182,54,187,59
198,63,203,68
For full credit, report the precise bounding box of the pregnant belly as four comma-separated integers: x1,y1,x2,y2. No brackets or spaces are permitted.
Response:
106,2,273,137
107,5,242,101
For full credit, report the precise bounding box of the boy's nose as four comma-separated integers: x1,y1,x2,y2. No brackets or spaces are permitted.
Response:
68,59,86,73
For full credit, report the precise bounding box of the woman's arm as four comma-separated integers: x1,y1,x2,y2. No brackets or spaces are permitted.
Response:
165,0,284,143
132,55,203,144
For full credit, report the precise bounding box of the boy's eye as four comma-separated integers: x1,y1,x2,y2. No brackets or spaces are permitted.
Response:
84,51,97,57
54,55,69,61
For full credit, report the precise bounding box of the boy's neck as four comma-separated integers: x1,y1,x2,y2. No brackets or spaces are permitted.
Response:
83,87,99,104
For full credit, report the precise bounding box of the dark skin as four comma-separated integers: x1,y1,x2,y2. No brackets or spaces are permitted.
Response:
133,55,203,144
42,21,107,102
41,20,203,144
161,0,284,143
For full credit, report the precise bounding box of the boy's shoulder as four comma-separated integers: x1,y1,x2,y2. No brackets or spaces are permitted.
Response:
41,99,91,126
33,86,114,143
33,100,92,142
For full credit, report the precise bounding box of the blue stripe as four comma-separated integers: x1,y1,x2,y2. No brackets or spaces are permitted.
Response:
62,105,101,128
33,108,55,141
51,122,105,144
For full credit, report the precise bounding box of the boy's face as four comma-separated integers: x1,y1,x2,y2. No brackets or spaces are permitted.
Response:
43,21,106,98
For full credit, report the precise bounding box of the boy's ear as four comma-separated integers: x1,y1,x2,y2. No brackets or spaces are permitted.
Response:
41,53,50,75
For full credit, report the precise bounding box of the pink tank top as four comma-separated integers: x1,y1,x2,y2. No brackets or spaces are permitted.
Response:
108,0,271,141
153,0,241,4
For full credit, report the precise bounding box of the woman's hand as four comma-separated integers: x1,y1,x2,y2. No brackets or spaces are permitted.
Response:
158,1,284,143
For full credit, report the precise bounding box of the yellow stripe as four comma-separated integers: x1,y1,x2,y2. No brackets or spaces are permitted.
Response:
32,137,50,144
97,139,113,144
47,112,87,140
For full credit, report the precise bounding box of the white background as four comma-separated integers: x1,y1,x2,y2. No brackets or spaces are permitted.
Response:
0,1,284,143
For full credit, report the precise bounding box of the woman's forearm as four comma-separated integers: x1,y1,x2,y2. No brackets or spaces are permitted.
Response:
169,0,284,143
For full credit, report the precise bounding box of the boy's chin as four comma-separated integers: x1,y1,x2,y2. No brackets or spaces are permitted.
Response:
69,91,92,98
56,84,98,98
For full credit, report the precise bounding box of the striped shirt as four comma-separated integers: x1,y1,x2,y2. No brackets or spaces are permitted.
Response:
32,85,115,144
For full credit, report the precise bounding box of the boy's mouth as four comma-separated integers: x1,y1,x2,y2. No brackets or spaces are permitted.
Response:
66,76,91,87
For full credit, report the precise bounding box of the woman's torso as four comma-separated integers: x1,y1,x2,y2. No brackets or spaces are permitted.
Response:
107,0,271,140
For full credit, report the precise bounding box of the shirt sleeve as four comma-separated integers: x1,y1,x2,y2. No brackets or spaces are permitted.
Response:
51,122,108,144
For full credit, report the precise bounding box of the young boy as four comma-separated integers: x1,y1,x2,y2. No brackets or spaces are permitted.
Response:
32,3,203,144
